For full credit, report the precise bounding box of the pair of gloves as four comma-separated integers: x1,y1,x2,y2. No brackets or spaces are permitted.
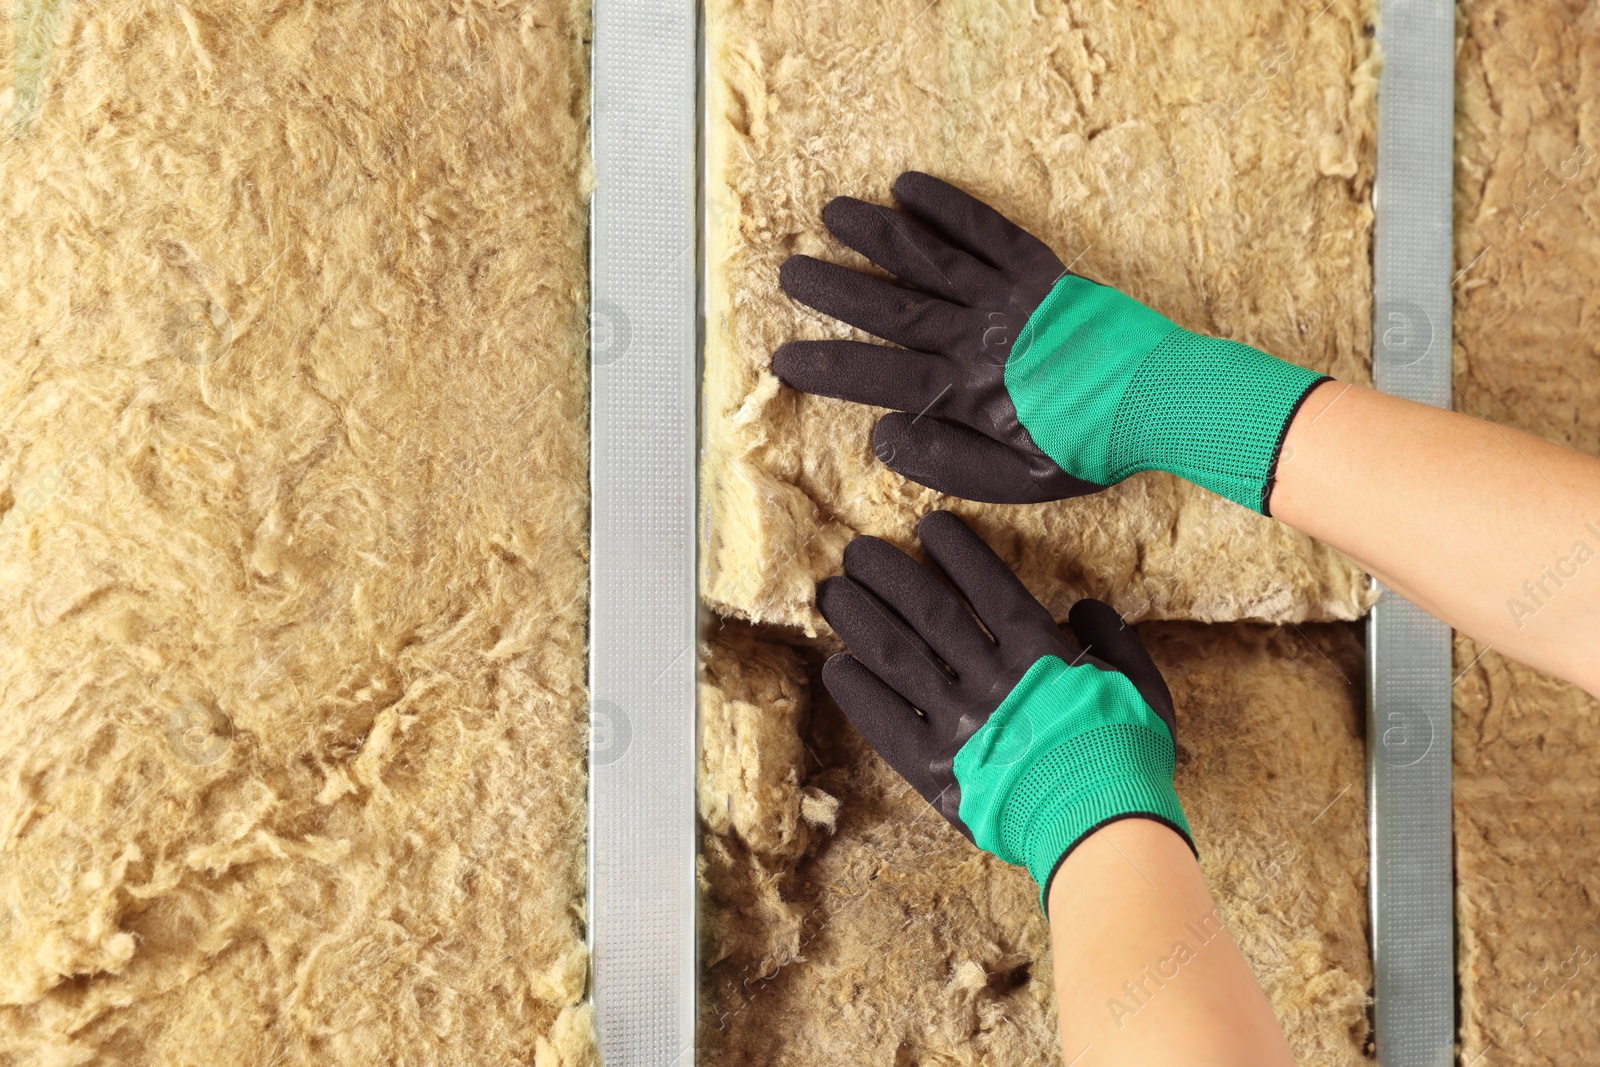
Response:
775,173,1328,912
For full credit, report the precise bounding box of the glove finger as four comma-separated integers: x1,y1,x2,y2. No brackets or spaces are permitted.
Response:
821,196,999,306
817,575,961,718
892,171,1064,279
821,653,944,808
780,254,971,356
1066,598,1178,743
842,535,995,681
870,413,1103,505
913,510,1059,647
773,339,961,416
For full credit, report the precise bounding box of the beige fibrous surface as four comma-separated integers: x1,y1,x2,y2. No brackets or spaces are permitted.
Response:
1453,1,1600,1060
699,622,1372,1065
701,0,1382,637
0,2,596,1064
698,0,1382,1061
6,0,1597,1063
1454,641,1600,1064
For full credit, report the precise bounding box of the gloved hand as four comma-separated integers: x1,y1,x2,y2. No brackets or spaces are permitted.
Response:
774,171,1328,513
817,510,1194,913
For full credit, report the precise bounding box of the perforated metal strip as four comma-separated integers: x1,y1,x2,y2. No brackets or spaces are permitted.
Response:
589,0,698,1063
1369,0,1456,1063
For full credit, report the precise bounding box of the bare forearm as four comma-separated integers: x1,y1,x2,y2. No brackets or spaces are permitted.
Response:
1270,382,1600,696
1048,820,1293,1067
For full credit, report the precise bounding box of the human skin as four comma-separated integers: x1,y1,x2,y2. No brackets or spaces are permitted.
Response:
1044,381,1600,1064
1047,818,1295,1066
1270,381,1600,699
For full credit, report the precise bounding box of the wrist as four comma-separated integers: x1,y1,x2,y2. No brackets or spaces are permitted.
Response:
1044,814,1207,925
1028,778,1194,912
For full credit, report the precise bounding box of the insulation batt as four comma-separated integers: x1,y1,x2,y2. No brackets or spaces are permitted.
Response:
1453,1,1600,1058
1454,642,1600,1062
699,622,1372,1064
698,0,1382,1061
0,2,597,1064
701,0,1382,636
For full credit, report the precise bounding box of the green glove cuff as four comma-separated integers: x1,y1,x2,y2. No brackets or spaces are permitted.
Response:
1006,274,1328,513
953,654,1193,912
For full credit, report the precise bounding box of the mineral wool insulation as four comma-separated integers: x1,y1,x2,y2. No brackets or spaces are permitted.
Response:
700,622,1371,1064
5,0,1591,1065
700,0,1380,1062
0,3,596,1064
701,0,1381,636
1453,1,1600,1061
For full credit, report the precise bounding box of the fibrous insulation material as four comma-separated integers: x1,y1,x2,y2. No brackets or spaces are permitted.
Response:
699,622,1372,1064
5,0,1596,1063
701,0,1382,636
699,0,1381,1061
1453,3,1600,1056
0,3,596,1064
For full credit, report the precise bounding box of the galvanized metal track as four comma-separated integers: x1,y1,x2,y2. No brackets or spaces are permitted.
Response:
1368,0,1458,1062
589,0,699,1061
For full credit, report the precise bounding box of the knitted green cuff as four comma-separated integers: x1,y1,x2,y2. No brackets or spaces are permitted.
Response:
1006,273,1328,513
952,654,1194,912
1025,778,1192,913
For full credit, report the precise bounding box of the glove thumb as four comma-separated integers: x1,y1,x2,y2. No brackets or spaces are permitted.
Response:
1066,599,1178,743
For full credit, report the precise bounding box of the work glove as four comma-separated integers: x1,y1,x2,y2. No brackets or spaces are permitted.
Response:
817,510,1194,913
774,171,1328,513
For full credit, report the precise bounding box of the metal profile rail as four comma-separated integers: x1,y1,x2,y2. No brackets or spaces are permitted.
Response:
1368,0,1457,1063
588,0,699,1063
